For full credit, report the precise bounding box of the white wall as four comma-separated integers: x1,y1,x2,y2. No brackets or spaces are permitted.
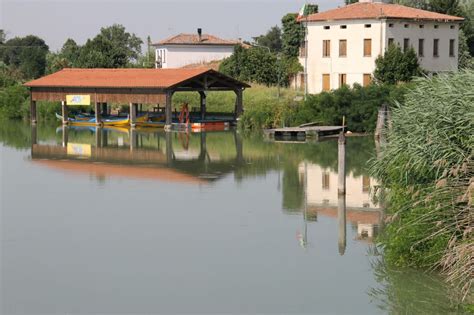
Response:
384,20,460,72
304,19,384,94
302,19,460,94
155,45,235,68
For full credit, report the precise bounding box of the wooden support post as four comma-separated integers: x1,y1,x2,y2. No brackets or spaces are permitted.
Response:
95,102,101,126
199,91,207,121
199,132,208,162
338,132,346,195
337,194,347,255
375,103,387,140
130,128,138,151
234,89,243,119
31,124,37,145
95,127,102,148
234,131,244,164
165,131,173,165
62,125,68,147
165,91,173,130
30,99,37,124
101,103,108,116
129,102,137,127
61,101,68,125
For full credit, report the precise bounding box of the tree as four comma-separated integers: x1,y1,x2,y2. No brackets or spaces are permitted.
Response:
0,35,49,79
281,13,305,57
99,24,142,65
374,44,422,84
60,38,81,65
345,0,358,4
0,30,5,44
253,26,282,53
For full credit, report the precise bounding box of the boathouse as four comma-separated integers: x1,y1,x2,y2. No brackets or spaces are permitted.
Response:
24,68,249,128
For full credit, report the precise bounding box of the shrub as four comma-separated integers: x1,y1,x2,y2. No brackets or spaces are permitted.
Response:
0,84,29,119
370,70,474,301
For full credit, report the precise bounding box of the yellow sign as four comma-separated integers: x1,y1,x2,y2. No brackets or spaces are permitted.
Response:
66,95,91,106
67,143,92,157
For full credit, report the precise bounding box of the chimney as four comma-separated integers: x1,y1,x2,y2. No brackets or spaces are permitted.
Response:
197,28,202,42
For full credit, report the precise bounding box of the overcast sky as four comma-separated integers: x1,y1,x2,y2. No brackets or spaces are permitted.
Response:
1,0,344,51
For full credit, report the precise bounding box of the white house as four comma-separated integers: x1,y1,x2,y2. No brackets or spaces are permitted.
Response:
297,0,464,94
152,29,242,69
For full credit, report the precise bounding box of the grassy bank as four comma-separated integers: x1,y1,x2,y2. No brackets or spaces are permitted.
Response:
370,70,473,302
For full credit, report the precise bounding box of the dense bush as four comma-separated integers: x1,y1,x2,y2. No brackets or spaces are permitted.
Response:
239,83,408,132
0,84,29,119
370,70,474,301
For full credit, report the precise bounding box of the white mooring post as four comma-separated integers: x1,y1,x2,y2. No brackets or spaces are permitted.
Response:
338,132,346,195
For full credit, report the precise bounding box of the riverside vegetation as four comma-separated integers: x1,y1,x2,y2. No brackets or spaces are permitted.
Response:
370,70,473,306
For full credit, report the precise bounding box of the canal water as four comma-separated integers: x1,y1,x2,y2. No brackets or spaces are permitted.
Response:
0,121,457,314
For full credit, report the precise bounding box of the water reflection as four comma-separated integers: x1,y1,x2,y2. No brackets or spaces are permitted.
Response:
0,120,458,313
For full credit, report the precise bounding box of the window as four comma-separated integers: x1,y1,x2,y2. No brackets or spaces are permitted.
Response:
323,40,331,57
339,39,347,57
433,38,439,57
419,24,424,29
404,24,409,28
419,38,424,57
322,172,330,190
389,23,394,28
449,39,455,57
363,74,372,87
364,39,372,57
339,74,347,87
434,25,439,29
388,38,395,47
340,25,347,29
322,74,330,91
324,25,330,30
365,24,371,28
300,41,307,57
403,38,410,52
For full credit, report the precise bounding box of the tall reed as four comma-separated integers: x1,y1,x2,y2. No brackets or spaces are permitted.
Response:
371,70,473,301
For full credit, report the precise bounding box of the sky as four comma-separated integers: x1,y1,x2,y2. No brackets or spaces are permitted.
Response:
1,0,343,51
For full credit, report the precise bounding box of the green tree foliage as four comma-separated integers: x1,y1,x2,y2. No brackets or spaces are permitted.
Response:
219,46,302,86
374,44,422,84
281,13,305,57
0,30,5,44
0,84,29,119
0,35,49,79
345,0,359,4
252,26,282,53
302,4,318,15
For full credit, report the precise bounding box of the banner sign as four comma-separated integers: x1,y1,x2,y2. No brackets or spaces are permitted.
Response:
66,95,91,106
67,143,92,157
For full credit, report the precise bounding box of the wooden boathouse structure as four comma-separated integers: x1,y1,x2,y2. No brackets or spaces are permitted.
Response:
24,68,249,128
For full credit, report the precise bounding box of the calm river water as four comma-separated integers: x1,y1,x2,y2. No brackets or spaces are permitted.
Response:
0,121,458,314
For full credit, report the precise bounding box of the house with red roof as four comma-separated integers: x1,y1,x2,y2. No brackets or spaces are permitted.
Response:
152,29,242,69
296,0,464,94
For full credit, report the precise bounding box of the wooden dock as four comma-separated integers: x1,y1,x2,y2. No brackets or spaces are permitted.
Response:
265,125,344,142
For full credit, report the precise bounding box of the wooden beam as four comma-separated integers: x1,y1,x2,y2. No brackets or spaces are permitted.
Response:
199,91,206,121
130,102,137,127
165,91,174,129
61,101,69,125
234,89,243,118
95,102,102,125
30,98,37,124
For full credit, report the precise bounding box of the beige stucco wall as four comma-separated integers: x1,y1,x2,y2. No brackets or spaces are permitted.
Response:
155,45,234,68
384,20,460,72
302,18,460,94
298,163,380,210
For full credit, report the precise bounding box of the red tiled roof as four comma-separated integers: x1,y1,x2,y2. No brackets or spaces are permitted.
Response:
24,68,212,88
153,33,240,46
298,2,464,22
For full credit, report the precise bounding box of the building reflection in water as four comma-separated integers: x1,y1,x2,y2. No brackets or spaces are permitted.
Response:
297,162,383,254
30,125,382,255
